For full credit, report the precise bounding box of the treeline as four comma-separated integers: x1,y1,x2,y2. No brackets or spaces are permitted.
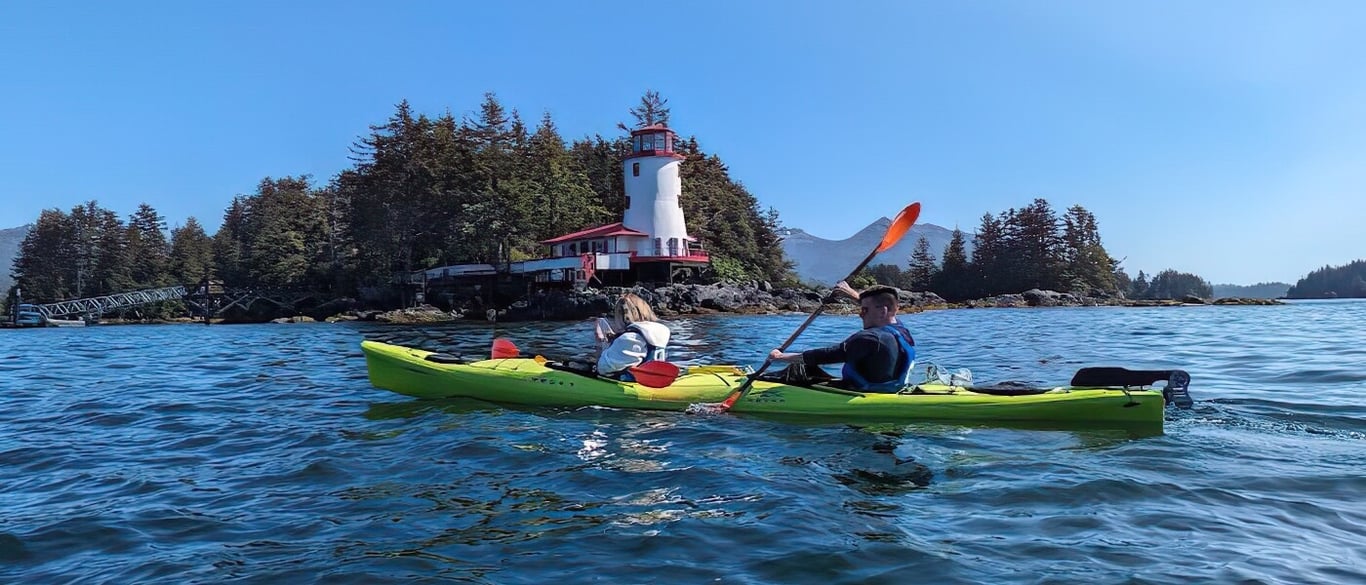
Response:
1213,281,1290,300
851,198,1212,301
6,91,790,309
7,202,205,317
1286,260,1366,298
1123,269,1213,300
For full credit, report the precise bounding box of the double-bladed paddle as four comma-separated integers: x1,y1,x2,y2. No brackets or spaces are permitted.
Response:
689,201,923,414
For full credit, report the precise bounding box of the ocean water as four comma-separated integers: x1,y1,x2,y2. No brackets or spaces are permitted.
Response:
2,300,1363,584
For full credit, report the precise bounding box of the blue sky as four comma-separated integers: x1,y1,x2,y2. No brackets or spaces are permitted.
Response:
3,1,1363,284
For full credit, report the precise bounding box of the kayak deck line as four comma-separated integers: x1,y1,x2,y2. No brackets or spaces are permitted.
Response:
360,340,1174,431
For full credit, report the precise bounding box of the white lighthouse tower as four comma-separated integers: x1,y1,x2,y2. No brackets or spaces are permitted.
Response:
621,124,690,257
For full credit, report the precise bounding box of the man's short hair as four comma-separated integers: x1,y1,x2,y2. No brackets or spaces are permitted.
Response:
858,285,900,308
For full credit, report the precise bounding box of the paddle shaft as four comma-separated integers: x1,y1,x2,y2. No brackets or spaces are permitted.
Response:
721,246,884,408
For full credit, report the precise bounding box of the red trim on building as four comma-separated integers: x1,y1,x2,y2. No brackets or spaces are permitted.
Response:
630,124,672,135
623,151,687,161
629,255,712,264
540,222,648,244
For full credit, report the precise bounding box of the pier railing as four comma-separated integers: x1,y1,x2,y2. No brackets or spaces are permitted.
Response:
37,286,188,318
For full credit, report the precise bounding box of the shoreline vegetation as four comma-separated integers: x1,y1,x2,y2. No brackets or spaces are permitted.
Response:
6,91,1336,328
359,283,1281,326
55,282,1278,327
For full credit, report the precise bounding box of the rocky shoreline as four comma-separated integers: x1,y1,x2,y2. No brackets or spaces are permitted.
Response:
344,282,1283,325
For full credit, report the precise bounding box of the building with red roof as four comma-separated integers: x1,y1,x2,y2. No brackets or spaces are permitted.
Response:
416,123,710,289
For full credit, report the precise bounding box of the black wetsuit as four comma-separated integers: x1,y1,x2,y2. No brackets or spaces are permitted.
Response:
801,324,916,387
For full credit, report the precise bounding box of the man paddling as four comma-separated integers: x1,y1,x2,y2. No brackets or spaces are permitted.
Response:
766,284,916,392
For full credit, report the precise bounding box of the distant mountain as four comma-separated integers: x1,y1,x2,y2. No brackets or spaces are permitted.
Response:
1212,282,1291,299
0,224,31,293
781,219,969,285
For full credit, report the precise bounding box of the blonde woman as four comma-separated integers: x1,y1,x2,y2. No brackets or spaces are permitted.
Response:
594,293,671,378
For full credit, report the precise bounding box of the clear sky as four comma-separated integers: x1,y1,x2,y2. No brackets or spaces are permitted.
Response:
3,1,1363,284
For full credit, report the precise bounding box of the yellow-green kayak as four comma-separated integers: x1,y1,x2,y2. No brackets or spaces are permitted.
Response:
362,340,1179,430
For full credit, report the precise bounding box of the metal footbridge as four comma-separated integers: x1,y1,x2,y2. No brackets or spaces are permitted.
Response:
21,281,317,323
32,286,188,318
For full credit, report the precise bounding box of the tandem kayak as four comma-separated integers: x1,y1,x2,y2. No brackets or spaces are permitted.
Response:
361,340,1192,430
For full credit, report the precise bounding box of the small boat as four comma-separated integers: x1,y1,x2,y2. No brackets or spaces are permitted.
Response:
11,304,46,327
44,317,87,327
361,340,1192,431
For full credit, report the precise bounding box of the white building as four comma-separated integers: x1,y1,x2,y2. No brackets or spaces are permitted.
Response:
420,123,710,287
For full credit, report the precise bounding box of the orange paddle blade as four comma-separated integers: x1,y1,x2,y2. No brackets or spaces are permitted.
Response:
876,202,922,253
491,337,519,359
628,361,681,388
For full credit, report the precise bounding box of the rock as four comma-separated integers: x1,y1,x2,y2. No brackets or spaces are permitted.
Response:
498,282,835,322
501,289,613,321
1022,289,1080,307
375,306,460,324
1181,295,1209,305
897,290,947,309
1213,297,1284,305
270,315,317,324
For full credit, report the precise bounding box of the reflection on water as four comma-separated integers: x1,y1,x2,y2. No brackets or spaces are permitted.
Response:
1,300,1363,583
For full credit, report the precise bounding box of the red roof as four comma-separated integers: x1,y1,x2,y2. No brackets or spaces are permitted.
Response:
630,124,673,136
540,222,648,244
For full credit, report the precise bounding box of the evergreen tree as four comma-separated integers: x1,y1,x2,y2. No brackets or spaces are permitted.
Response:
213,197,249,285
67,201,109,297
230,176,333,289
1144,269,1213,299
316,180,354,292
1060,205,1118,294
169,217,215,284
520,111,607,246
865,264,912,289
1131,270,1150,299
1112,266,1133,298
1002,198,1064,292
678,146,791,282
933,228,971,301
569,135,629,217
968,212,1007,297
92,206,130,294
1286,260,1366,298
344,100,448,282
11,209,75,301
464,93,525,263
125,203,171,288
907,235,938,292
621,89,671,130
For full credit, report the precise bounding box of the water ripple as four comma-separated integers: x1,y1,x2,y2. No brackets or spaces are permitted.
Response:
2,300,1364,583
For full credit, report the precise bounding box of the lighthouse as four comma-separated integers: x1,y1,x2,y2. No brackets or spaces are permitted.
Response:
416,122,710,287
622,124,690,257
517,122,710,285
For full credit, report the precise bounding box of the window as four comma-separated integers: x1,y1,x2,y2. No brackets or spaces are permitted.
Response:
632,162,640,177
654,238,662,256
625,196,631,209
668,237,679,256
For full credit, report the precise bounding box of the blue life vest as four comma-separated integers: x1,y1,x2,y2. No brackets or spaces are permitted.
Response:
841,324,916,392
